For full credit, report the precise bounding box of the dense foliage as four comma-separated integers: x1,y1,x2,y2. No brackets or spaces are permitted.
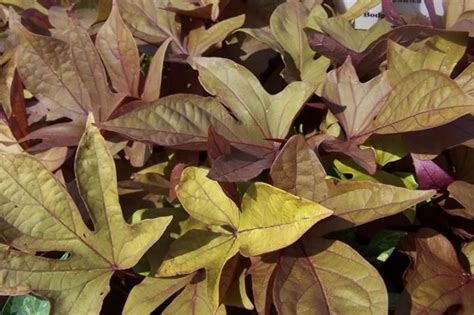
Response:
0,0,473,314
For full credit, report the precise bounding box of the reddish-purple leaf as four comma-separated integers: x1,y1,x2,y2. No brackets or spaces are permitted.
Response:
208,147,277,182
412,155,454,191
381,0,405,26
305,25,439,76
207,125,232,164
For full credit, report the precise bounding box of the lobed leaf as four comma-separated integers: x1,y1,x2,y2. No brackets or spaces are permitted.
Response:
0,117,172,314
270,135,435,235
176,167,240,229
238,182,333,257
122,275,193,315
96,1,140,97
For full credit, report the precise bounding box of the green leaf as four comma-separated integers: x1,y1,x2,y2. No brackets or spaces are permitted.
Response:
456,63,474,96
1,295,49,315
192,57,313,144
96,2,141,97
317,17,392,52
270,2,315,76
270,135,435,235
158,229,239,310
387,34,467,86
187,15,245,57
223,267,254,310
238,182,333,257
274,238,388,315
0,0,48,14
102,94,240,148
244,2,331,90
363,134,408,167
0,116,171,314
158,165,335,309
122,275,193,315
366,70,474,135
162,272,227,315
161,0,228,21
463,242,474,274
176,167,240,229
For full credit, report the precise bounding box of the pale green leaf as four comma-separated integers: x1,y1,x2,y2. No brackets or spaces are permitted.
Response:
122,275,193,315
387,34,468,86
0,117,171,314
0,0,47,14
270,2,314,74
270,135,435,235
102,94,241,148
455,63,474,96
187,15,245,57
317,17,392,52
223,268,254,310
0,120,22,154
445,0,474,27
317,180,434,235
238,182,333,257
462,242,474,273
0,57,15,117
158,229,239,310
192,57,313,144
176,167,240,229
162,272,227,315
366,70,474,135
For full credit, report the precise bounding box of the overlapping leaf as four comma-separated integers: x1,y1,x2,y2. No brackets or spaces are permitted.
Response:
157,166,332,310
103,57,313,181
0,117,171,314
270,135,435,235
117,0,185,52
96,1,140,97
11,9,125,149
241,2,331,91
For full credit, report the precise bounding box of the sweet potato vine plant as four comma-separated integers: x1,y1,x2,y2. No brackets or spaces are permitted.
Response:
0,0,473,314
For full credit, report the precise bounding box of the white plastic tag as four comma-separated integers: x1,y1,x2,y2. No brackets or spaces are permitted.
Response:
335,0,445,29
